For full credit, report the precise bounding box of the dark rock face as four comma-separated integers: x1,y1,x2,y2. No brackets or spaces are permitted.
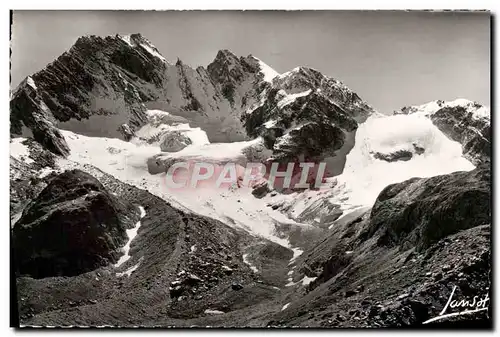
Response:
251,181,271,199
364,166,490,251
10,84,70,156
207,50,263,107
430,106,490,165
12,169,138,278
272,123,347,162
243,68,372,165
159,131,192,152
373,150,413,162
10,34,160,155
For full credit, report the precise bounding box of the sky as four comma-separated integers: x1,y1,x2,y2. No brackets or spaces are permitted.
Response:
10,10,490,113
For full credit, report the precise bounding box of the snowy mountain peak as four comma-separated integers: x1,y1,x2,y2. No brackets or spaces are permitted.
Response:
397,98,490,165
213,49,240,64
277,66,319,80
399,98,489,121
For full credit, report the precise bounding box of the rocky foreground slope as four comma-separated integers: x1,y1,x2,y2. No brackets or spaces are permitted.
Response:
273,165,490,327
12,149,290,326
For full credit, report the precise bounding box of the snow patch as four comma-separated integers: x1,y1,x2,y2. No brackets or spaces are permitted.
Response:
10,138,34,164
114,206,146,268
277,89,312,109
140,43,167,63
38,166,55,178
471,105,490,120
254,57,279,82
281,303,291,311
116,261,141,277
27,76,37,90
301,275,317,286
277,67,302,79
329,114,475,207
119,34,135,47
242,253,259,273
222,265,233,273
204,309,225,315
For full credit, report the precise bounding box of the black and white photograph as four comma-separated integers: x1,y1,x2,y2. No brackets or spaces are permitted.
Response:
8,9,492,329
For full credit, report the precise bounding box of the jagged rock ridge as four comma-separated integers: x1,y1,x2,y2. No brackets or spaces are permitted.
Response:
11,33,376,163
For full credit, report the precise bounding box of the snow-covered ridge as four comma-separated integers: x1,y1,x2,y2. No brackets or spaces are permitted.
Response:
400,98,490,121
242,254,259,273
252,56,280,82
118,34,135,47
117,34,168,63
139,42,167,63
277,67,305,79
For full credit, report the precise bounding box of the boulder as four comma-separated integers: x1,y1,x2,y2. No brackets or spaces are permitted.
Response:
159,131,192,152
252,181,270,199
373,150,413,162
12,169,137,278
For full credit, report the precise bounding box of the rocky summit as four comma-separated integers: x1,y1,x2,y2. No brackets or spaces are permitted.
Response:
10,33,491,328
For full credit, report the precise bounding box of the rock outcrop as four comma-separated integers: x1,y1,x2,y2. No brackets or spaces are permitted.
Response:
159,131,193,152
12,169,139,278
243,67,373,165
430,105,490,166
274,166,490,328
364,165,490,250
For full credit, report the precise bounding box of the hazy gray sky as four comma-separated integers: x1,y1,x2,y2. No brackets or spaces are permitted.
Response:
11,10,490,113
